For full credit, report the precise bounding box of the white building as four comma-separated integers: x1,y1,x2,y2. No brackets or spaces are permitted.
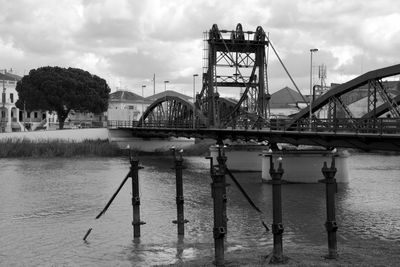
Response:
0,70,48,132
107,90,152,122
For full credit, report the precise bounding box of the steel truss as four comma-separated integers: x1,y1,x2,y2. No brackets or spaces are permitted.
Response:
138,96,206,128
289,64,400,130
198,23,270,128
369,79,400,118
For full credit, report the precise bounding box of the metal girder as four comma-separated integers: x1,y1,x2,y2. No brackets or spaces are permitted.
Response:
129,127,400,152
198,23,270,128
367,81,377,116
333,96,354,118
138,95,207,127
363,94,400,119
289,63,400,125
370,79,400,118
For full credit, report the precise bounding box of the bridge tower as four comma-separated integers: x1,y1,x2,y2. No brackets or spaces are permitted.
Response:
197,23,271,128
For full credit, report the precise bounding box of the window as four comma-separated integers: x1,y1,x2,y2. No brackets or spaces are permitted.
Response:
34,112,38,118
27,112,31,118
10,93,14,103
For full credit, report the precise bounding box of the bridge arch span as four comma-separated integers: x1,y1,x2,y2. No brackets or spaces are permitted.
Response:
137,95,208,128
289,63,400,127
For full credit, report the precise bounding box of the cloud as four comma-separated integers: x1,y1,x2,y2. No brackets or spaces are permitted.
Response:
1,0,399,97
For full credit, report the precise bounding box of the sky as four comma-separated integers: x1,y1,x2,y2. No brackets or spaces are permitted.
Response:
1,0,400,98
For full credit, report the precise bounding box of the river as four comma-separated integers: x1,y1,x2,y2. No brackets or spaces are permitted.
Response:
0,154,399,266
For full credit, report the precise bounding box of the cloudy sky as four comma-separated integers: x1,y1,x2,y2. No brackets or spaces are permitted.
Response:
1,0,400,98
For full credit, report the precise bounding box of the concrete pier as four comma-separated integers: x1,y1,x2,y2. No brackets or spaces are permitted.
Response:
210,145,349,183
261,150,349,183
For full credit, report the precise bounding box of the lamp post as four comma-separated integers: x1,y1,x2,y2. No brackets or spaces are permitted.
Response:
1,69,6,132
141,85,146,127
164,80,169,92
193,74,198,128
309,48,318,131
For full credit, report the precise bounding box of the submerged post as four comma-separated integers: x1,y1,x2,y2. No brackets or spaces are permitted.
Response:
269,157,285,264
171,147,189,235
320,157,338,259
129,150,145,238
216,145,228,231
207,145,227,266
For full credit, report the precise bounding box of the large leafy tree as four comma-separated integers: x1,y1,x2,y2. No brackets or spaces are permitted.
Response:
16,66,110,129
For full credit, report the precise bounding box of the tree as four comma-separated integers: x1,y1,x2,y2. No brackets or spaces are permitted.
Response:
16,66,110,129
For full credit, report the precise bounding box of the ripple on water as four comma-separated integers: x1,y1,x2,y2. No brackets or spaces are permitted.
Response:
0,155,399,266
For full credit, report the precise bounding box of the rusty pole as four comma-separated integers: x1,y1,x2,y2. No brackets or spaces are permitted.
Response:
269,158,285,264
207,145,227,266
320,157,338,259
216,145,228,231
171,148,189,235
130,153,145,238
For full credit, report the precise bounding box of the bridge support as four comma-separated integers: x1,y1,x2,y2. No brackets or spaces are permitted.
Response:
171,147,189,235
268,158,286,264
320,157,338,259
216,144,228,232
130,155,146,238
207,145,228,266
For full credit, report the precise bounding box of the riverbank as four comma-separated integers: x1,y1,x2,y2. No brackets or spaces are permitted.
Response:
0,138,214,158
160,239,399,266
0,139,123,157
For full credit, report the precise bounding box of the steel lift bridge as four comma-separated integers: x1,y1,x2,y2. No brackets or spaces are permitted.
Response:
114,24,400,152
138,23,270,130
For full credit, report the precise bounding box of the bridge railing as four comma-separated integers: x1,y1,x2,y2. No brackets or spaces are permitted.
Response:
108,118,400,134
107,120,207,129
108,120,137,128
270,118,400,134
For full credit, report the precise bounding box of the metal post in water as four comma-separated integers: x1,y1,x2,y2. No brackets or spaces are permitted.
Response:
216,145,228,231
129,151,145,238
269,157,285,264
171,147,189,235
207,145,227,267
320,157,338,259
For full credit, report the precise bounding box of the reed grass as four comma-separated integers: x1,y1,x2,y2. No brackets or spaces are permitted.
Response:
0,138,214,158
0,138,124,158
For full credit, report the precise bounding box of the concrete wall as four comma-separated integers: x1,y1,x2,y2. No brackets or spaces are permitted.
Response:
0,128,194,152
108,129,195,152
0,128,109,142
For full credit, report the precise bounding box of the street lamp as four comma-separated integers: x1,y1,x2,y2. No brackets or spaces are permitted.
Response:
1,69,6,132
164,80,169,92
309,48,318,131
141,85,146,127
192,74,198,128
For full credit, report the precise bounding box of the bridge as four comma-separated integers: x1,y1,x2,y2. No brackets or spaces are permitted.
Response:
109,24,400,152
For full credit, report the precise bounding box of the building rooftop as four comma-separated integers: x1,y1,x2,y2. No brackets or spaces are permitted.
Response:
0,71,22,81
146,90,191,101
270,87,305,108
109,90,145,102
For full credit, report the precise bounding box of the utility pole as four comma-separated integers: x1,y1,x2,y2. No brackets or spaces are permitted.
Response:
193,74,198,129
1,69,6,132
141,85,146,126
309,48,318,131
153,73,156,95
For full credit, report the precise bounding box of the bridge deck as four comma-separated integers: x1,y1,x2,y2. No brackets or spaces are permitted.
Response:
110,126,400,152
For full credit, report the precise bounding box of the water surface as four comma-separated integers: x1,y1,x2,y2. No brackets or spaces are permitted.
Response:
0,154,399,266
